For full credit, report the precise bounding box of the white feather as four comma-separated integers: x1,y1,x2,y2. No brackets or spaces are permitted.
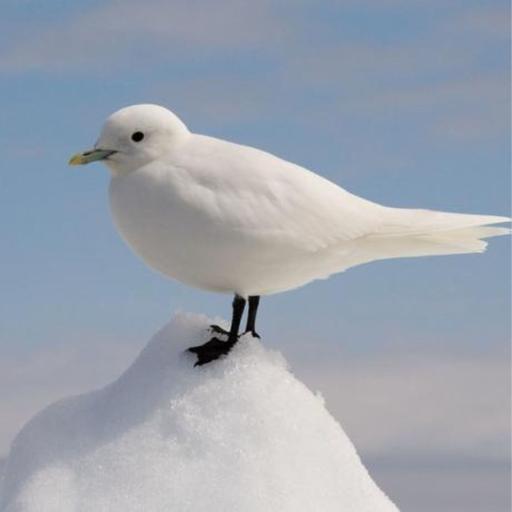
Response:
100,105,509,296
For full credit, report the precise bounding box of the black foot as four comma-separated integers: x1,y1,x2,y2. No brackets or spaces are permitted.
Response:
187,337,235,366
209,324,230,337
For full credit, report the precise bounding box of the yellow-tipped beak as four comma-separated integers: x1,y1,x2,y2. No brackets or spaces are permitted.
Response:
68,149,116,166
69,153,87,165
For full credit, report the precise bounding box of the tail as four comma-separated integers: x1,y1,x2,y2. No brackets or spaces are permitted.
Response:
365,208,509,255
337,209,510,270
377,208,508,236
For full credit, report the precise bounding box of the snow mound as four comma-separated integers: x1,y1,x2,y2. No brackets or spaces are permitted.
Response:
0,313,398,512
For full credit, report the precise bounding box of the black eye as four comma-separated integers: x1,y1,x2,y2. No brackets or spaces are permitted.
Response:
131,131,144,142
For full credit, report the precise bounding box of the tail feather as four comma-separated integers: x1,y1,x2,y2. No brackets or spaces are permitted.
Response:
375,208,510,238
334,209,510,271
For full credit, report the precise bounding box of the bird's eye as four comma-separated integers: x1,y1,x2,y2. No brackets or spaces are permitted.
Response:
131,131,144,142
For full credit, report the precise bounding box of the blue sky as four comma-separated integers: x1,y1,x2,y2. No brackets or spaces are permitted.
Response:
0,1,510,510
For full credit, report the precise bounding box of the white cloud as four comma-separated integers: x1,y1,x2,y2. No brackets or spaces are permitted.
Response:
0,336,143,457
343,74,509,142
1,1,507,146
141,8,509,144
1,1,507,79
291,342,510,462
447,4,510,41
0,0,290,73
372,457,510,512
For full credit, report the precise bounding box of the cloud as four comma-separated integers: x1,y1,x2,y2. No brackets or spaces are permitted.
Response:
0,0,290,73
1,1,507,146
141,3,509,144
448,4,510,41
343,74,509,142
0,336,143,457
274,15,509,143
287,340,510,462
371,455,510,512
2,1,508,78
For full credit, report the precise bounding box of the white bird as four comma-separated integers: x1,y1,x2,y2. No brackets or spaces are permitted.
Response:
69,104,510,365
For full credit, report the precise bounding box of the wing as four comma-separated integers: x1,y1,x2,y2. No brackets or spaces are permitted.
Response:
167,134,386,254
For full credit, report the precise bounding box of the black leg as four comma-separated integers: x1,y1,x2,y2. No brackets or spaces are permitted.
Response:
188,295,246,366
228,295,246,344
244,295,261,338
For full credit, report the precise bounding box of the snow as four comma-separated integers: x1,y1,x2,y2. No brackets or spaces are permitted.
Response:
0,312,398,512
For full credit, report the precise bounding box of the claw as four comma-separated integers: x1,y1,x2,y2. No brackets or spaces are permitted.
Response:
209,324,230,337
187,337,234,366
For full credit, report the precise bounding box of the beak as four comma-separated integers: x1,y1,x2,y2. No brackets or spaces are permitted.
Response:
68,148,117,166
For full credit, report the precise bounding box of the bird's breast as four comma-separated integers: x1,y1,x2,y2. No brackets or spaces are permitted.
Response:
108,170,270,294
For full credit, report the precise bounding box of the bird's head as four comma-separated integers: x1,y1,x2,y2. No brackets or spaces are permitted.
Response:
69,104,189,174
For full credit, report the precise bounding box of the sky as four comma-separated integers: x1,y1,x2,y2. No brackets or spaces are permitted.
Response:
0,1,510,510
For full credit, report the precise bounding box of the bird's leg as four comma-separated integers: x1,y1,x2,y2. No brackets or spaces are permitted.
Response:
188,295,246,366
226,294,246,346
244,295,261,338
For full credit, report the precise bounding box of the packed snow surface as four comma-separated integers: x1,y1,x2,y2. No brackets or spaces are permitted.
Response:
0,313,398,512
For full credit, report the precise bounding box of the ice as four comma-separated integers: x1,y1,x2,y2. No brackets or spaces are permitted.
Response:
0,312,398,512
